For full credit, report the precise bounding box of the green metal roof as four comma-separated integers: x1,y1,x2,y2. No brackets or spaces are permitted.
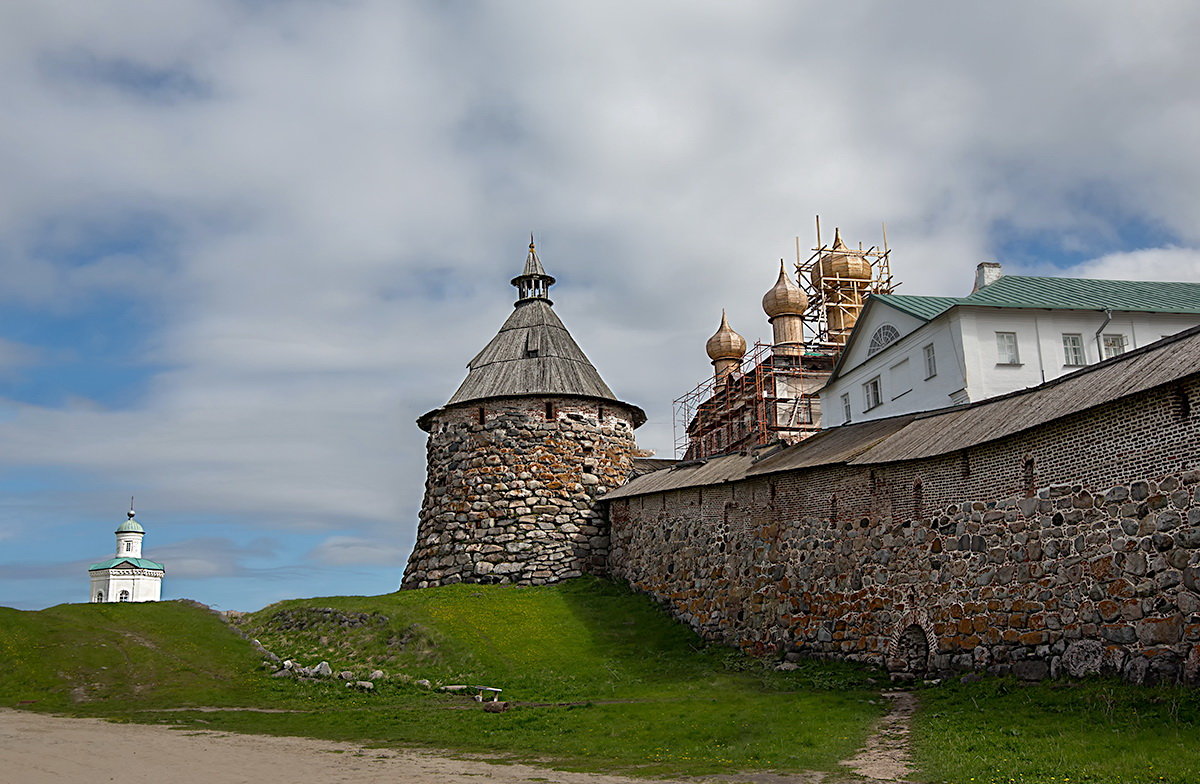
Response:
872,276,1200,322
870,294,960,321
964,276,1200,312
88,557,164,572
115,518,145,534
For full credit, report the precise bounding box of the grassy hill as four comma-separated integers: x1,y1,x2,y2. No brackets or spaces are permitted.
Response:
13,578,1200,782
0,578,883,777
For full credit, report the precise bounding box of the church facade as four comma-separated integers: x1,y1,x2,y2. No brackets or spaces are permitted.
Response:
88,506,164,603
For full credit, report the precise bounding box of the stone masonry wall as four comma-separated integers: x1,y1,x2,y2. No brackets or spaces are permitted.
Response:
402,396,638,589
607,377,1200,683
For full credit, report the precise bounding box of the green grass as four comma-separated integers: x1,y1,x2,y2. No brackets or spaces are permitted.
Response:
912,676,1200,784
0,578,883,777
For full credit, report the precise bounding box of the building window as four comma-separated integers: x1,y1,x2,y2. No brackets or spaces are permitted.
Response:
124,541,132,552
119,590,130,602
923,343,936,379
1102,333,1127,359
1062,334,1085,366
841,393,851,424
996,332,1020,365
868,324,901,357
95,591,104,603
544,402,555,420
863,377,882,411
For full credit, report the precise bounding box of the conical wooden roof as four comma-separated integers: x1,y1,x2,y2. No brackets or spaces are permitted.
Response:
419,246,645,430
448,298,619,405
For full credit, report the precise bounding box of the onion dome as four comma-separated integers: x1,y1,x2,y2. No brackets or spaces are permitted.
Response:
810,228,873,288
706,310,747,361
116,508,144,534
762,260,808,318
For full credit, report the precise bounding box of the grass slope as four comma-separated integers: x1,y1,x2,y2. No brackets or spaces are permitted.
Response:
913,677,1200,784
0,579,882,777
0,599,261,711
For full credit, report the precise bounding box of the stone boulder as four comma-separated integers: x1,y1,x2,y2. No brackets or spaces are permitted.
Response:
1062,640,1105,678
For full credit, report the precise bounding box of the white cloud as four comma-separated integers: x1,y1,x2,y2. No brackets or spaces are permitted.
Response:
309,536,410,567
1,1,1200,602
1053,247,1200,282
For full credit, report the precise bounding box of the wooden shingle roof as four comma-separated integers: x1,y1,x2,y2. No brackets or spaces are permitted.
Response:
419,246,645,430
447,299,620,405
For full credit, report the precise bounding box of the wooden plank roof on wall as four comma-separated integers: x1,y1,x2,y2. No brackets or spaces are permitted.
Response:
605,325,1200,501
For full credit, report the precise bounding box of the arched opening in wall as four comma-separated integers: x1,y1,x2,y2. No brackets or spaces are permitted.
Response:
829,494,838,528
960,450,971,479
597,405,606,423
95,591,104,603
913,478,923,520
1174,385,1192,422
119,590,130,602
893,624,930,674
1023,454,1037,497
477,407,486,425
544,402,555,421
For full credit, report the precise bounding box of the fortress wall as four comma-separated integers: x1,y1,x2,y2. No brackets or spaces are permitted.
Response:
402,396,638,589
607,376,1200,683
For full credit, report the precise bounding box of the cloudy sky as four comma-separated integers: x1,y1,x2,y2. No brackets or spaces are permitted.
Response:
2,1,1199,610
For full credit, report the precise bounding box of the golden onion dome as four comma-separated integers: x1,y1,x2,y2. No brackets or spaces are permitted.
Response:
705,310,747,361
810,228,873,288
762,261,808,318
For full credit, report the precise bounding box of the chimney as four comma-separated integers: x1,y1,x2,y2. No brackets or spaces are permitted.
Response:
973,262,1002,292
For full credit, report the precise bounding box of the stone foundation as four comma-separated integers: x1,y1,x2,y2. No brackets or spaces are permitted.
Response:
402,396,638,588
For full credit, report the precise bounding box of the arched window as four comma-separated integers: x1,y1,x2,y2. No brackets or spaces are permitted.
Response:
95,591,104,603
119,590,130,602
868,324,900,356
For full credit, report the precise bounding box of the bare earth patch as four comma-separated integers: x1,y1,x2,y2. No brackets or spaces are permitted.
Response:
840,691,916,782
0,709,690,784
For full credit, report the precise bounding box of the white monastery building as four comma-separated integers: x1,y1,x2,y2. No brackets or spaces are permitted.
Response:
88,505,164,603
819,263,1200,425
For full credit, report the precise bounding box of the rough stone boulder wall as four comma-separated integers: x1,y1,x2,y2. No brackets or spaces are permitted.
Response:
402,397,638,589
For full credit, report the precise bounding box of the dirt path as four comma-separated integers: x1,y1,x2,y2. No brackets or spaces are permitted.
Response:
0,708,688,784
840,691,917,782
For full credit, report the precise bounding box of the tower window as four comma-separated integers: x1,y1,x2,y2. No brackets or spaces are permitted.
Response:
119,590,130,602
95,591,104,603
477,407,485,425
124,541,132,552
544,402,555,420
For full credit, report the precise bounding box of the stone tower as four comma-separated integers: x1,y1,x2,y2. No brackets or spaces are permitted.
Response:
401,239,646,589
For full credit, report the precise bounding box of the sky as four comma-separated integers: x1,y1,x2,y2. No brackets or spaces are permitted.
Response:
2,1,1200,611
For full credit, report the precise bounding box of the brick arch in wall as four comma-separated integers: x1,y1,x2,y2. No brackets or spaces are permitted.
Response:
886,608,937,674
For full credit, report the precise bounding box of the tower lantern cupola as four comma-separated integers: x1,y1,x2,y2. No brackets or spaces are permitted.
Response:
511,235,557,304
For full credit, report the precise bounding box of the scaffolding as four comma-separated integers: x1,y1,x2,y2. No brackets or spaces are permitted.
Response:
672,219,899,460
672,342,832,460
794,217,897,348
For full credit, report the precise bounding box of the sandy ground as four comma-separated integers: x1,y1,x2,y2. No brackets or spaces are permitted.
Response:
0,709,687,784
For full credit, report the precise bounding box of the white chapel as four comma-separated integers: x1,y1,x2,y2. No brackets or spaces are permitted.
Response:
88,504,165,603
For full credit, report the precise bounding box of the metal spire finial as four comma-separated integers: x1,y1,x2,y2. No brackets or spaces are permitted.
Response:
530,232,535,250
128,496,136,519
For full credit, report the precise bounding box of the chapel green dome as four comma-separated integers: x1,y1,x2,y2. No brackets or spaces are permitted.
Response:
115,511,144,534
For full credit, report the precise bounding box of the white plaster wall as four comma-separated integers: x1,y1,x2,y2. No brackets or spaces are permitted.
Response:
963,309,1200,400
819,313,967,424
89,570,162,602
822,307,1200,425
